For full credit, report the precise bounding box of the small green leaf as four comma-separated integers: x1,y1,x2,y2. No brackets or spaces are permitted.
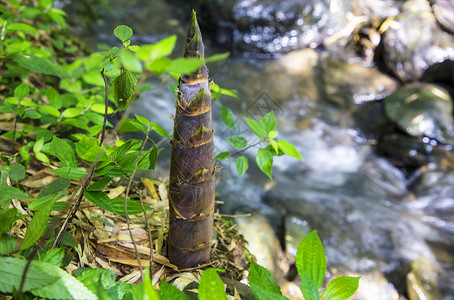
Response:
41,248,65,266
165,57,205,74
245,117,267,139
33,138,44,153
0,185,28,209
62,107,83,118
120,49,142,73
216,151,231,160
151,122,171,139
159,280,190,300
221,106,236,131
0,233,17,254
39,105,60,118
269,139,279,155
321,276,360,300
35,152,51,165
111,68,137,111
269,130,278,139
256,148,273,179
119,118,147,134
260,110,276,133
84,191,151,216
9,164,26,181
248,261,287,300
236,156,248,177
137,35,177,62
17,54,66,78
296,231,326,291
25,110,41,119
228,136,247,149
75,137,105,163
46,87,62,109
38,177,71,198
135,114,150,127
28,194,59,210
50,136,78,167
103,60,114,72
87,176,112,191
114,25,133,42
148,145,159,170
278,140,303,160
14,83,30,99
199,268,227,300
7,23,38,35
0,208,19,234
205,52,230,63
50,167,87,179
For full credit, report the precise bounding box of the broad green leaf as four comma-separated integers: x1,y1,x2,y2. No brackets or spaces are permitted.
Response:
21,99,37,107
256,148,273,179
38,177,71,198
0,257,59,292
0,185,28,209
17,54,66,78
41,248,65,266
151,122,171,139
164,57,205,74
82,69,105,86
205,52,230,63
46,87,62,109
221,106,236,130
146,57,171,74
28,194,59,210
39,105,60,117
128,267,160,299
104,59,114,72
7,23,38,35
9,163,26,181
111,68,137,111
33,138,44,153
25,110,41,119
0,233,17,254
50,136,78,167
236,156,248,177
114,25,133,42
245,117,267,139
35,152,51,164
198,268,227,300
248,261,287,300
21,195,58,250
135,114,150,127
0,208,19,234
84,191,151,216
137,35,177,62
278,140,303,160
321,276,360,300
61,232,78,248
148,145,159,170
260,110,276,133
62,107,83,118
120,49,143,73
119,118,147,134
14,82,30,99
216,151,231,160
227,136,247,149
87,176,112,191
296,231,326,291
51,167,87,179
270,139,279,155
77,268,116,295
300,278,320,300
91,103,114,114
75,137,105,163
159,280,190,300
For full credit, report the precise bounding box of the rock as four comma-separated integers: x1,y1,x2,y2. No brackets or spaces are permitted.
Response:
384,83,454,143
433,0,454,34
348,269,400,300
382,0,454,81
406,256,443,300
284,215,312,257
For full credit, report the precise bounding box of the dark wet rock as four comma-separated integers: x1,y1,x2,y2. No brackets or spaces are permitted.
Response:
406,256,443,300
353,101,395,138
421,59,454,92
384,83,454,143
382,0,454,82
318,58,399,106
433,0,454,34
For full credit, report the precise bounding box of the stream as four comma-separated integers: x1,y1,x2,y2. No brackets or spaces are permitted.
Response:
63,0,454,298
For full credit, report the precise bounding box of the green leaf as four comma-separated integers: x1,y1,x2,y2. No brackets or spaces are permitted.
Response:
35,152,51,164
77,268,116,296
198,268,227,300
14,82,30,99
256,148,273,179
146,57,171,74
278,140,303,160
87,176,112,191
84,191,151,216
21,195,58,250
75,137,105,163
164,57,205,74
29,194,59,210
0,208,19,234
0,233,17,254
33,138,44,153
51,167,87,179
248,261,287,300
91,103,114,114
17,54,66,78
205,52,230,63
296,231,326,292
0,185,28,209
245,117,267,139
135,114,150,127
236,156,248,177
25,110,41,119
227,136,247,149
159,280,190,300
62,107,83,118
9,163,26,181
0,257,97,299
128,267,159,299
46,87,62,109
300,279,320,300
50,136,78,167
38,177,71,198
41,248,65,266
151,122,171,139
120,49,143,73
216,151,231,160
260,111,276,133
114,25,133,42
321,277,360,300
119,118,147,134
39,105,60,118
221,106,236,131
111,68,138,111
137,35,177,62
7,23,38,35
104,59,114,72
148,145,159,170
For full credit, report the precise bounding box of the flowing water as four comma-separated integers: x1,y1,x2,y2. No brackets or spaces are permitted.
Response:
63,0,454,298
